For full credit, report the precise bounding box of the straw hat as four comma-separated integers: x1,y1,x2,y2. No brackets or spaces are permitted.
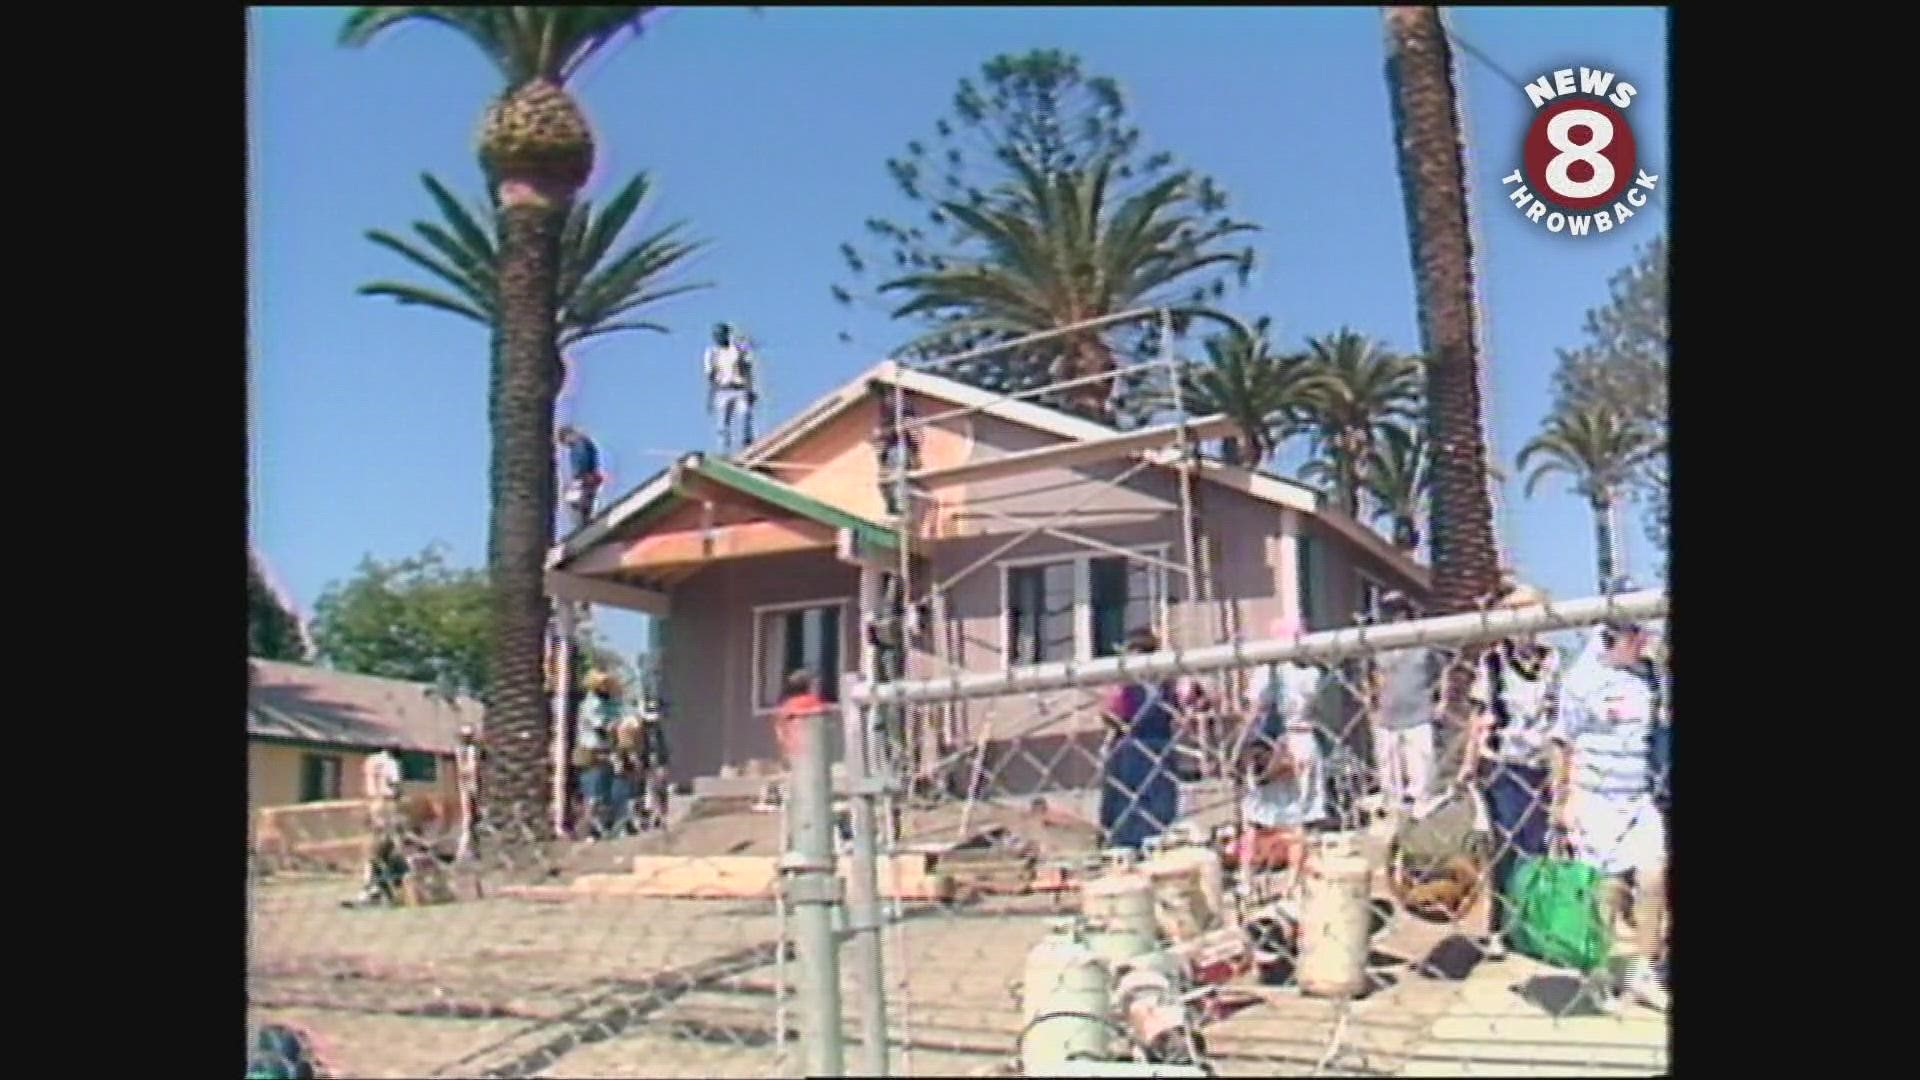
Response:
584,670,619,694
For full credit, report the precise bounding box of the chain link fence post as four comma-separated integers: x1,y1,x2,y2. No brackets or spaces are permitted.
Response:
782,705,847,1077
841,693,892,1076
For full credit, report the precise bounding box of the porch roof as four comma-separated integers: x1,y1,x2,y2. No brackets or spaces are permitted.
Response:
548,452,898,611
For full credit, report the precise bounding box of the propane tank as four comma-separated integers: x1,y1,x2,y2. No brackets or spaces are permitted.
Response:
1296,850,1372,998
1082,867,1159,945
1020,921,1112,1073
1083,917,1155,970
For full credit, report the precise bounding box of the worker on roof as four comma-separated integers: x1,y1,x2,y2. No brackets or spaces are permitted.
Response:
556,425,604,532
705,323,758,455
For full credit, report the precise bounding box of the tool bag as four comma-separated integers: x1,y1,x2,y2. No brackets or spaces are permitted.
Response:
1509,849,1614,973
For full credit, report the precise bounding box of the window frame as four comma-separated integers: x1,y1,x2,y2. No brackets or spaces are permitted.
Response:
299,753,343,803
997,545,1173,669
750,596,852,714
398,750,439,784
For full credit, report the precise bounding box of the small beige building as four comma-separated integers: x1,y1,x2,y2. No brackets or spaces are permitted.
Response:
247,659,481,819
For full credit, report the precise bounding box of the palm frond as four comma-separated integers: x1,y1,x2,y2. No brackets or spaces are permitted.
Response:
357,282,491,324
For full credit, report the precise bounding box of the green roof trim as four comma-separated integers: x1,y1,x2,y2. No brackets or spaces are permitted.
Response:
684,454,901,553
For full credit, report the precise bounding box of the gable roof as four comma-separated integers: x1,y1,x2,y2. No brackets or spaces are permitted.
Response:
248,660,481,755
557,361,1430,590
552,448,898,569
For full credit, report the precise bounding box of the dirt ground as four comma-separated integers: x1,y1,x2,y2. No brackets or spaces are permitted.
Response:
248,864,1664,1079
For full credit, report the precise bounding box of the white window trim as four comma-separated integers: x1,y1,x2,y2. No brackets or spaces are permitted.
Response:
997,545,1173,669
751,596,852,714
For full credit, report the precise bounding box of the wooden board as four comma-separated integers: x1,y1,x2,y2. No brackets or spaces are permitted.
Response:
566,853,950,900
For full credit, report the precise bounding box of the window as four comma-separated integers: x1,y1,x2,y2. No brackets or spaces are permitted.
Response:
1007,561,1078,664
399,751,438,783
1090,555,1164,658
1003,550,1171,665
756,602,844,709
300,754,342,803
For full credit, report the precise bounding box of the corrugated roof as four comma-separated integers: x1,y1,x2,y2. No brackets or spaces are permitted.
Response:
247,660,482,755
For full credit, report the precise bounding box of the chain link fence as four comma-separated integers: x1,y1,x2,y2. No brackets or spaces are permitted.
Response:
833,588,1669,1078
245,589,1667,1077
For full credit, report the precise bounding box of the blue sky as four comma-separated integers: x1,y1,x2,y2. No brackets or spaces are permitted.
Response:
248,6,1668,664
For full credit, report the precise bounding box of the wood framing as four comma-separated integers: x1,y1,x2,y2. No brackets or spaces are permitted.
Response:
911,414,1241,488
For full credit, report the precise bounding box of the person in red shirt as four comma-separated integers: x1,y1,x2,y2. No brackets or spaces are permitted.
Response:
774,670,827,764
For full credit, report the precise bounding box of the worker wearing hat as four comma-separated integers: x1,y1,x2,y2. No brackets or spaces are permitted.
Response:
576,670,623,840
1455,583,1561,961
704,322,757,455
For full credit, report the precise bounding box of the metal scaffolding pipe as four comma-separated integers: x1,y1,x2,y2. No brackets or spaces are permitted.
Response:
851,591,1667,707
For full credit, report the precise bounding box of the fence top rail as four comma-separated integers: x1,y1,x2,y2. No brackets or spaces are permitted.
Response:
847,589,1666,707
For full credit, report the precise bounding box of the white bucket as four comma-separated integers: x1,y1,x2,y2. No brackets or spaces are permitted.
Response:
1297,852,1372,998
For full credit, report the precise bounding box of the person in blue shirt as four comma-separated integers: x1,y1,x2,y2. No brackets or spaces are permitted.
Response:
1097,628,1181,852
556,426,604,531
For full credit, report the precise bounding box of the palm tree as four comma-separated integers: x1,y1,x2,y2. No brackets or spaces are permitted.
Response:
360,171,709,353
1297,328,1422,519
1174,318,1318,467
880,154,1257,418
1381,6,1502,615
1364,423,1428,552
1517,403,1659,592
343,6,655,837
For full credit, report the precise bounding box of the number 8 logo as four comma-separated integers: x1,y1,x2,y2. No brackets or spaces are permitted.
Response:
1544,109,1616,200
1522,97,1636,211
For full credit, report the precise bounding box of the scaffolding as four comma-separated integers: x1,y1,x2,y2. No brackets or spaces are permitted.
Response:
851,307,1236,1074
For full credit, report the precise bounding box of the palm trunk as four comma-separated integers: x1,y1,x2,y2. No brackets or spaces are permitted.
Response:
1333,443,1361,519
1061,334,1116,419
481,181,571,838
1384,6,1503,782
1593,495,1618,593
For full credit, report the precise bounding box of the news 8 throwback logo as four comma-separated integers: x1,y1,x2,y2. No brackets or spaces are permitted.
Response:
1500,66,1659,238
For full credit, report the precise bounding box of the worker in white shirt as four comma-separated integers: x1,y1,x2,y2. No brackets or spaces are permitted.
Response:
352,749,405,905
455,725,483,862
1550,617,1668,1012
1231,617,1328,894
705,323,757,454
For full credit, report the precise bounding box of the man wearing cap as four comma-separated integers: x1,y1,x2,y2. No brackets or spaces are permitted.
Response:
704,323,757,454
1550,616,1668,1011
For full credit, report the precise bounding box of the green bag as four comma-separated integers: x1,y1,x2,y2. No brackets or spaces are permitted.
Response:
1509,853,1613,973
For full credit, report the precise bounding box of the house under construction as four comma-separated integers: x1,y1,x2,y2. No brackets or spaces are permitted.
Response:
546,316,1430,801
